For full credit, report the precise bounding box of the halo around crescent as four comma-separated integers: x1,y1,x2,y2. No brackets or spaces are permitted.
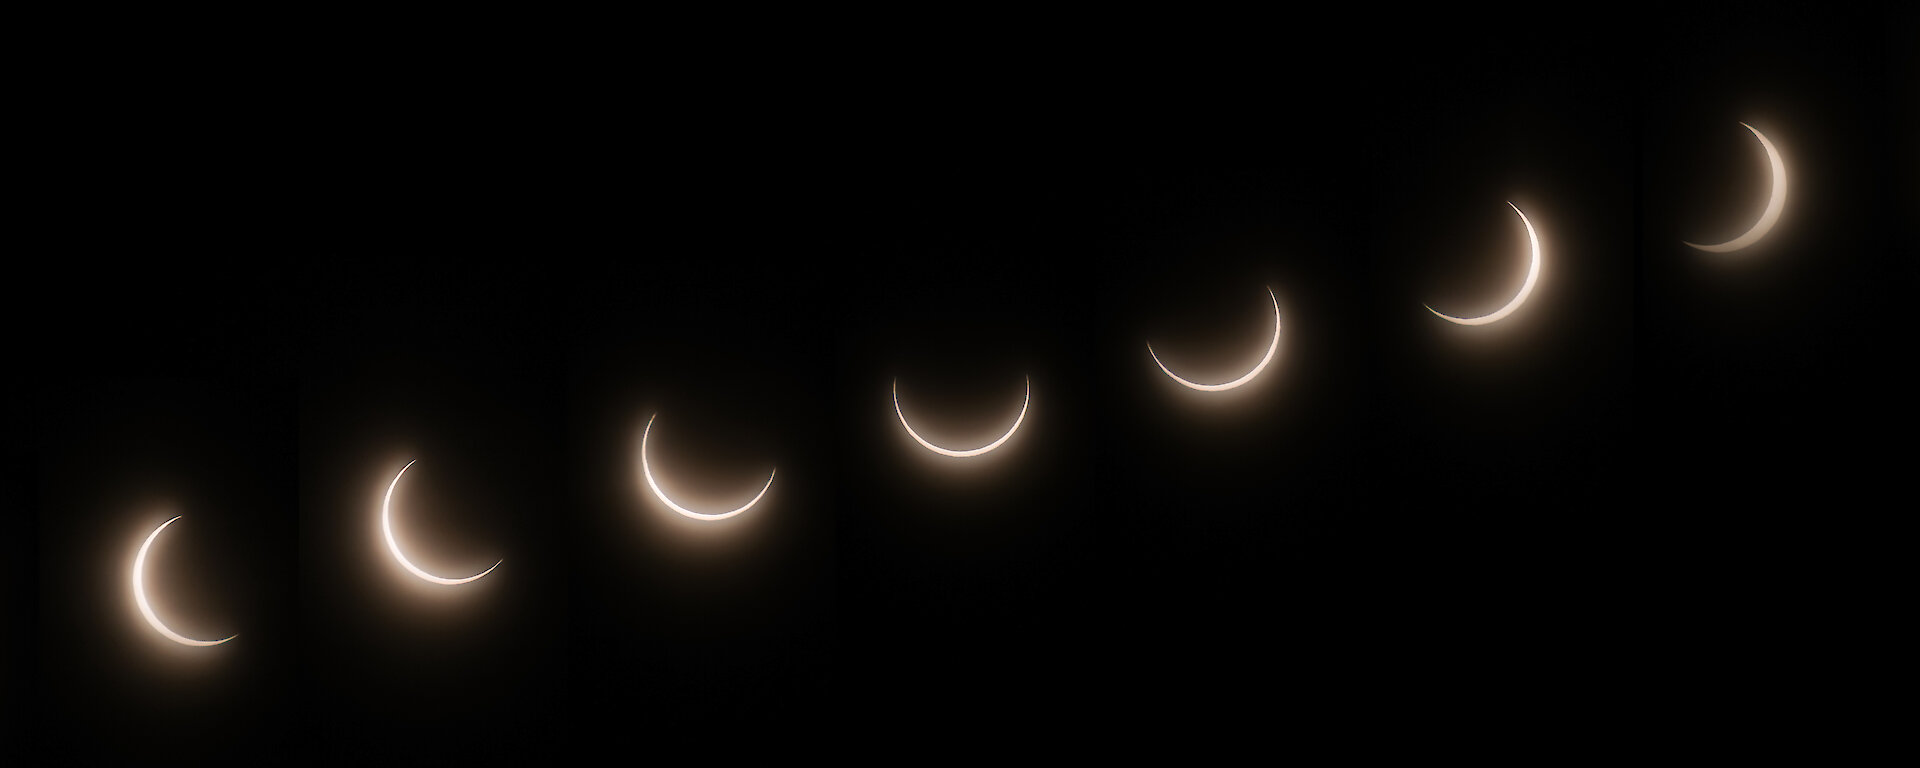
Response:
641,414,776,521
1426,202,1542,326
132,515,236,647
893,376,1030,458
1147,287,1282,391
381,461,501,585
1684,122,1786,253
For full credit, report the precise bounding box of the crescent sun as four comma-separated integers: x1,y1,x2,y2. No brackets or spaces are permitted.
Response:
1684,122,1786,253
641,414,775,521
132,515,237,647
1426,202,1542,326
893,376,1030,458
382,461,502,586
1147,286,1282,391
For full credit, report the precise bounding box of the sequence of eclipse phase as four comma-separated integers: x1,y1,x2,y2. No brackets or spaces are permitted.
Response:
126,122,1784,649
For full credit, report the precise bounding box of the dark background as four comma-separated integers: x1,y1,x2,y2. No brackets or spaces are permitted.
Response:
1365,31,1641,718
6,7,1906,760
1633,5,1906,725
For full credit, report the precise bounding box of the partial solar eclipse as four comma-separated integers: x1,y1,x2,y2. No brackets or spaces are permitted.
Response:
132,515,236,647
641,414,775,521
1684,122,1786,253
1426,202,1542,326
893,376,1030,458
1148,286,1282,391
381,461,502,586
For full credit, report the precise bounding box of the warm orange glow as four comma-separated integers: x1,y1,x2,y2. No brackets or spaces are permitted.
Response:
1684,122,1787,253
132,516,235,647
1426,202,1542,326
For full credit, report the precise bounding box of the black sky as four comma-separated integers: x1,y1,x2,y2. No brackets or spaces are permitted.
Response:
4,7,1908,759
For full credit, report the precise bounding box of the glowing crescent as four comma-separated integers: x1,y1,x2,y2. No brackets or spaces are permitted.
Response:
641,414,775,521
132,516,236,647
1147,287,1282,391
381,461,501,586
893,377,1030,458
1426,202,1541,326
1684,122,1786,253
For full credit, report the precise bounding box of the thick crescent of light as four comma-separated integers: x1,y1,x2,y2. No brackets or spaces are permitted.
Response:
641,414,775,521
1147,287,1282,391
381,461,501,586
1426,202,1542,326
892,377,1030,458
1684,122,1786,253
132,516,236,647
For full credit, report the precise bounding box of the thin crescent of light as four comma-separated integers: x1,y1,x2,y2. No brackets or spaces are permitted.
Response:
1684,122,1786,253
1147,287,1282,391
641,414,776,521
1426,202,1542,326
132,515,236,647
893,377,1030,458
381,461,501,586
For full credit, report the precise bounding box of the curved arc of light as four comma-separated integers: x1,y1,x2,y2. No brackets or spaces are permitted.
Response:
1147,286,1283,391
1426,202,1542,326
641,414,776,521
133,515,237,647
893,377,1030,458
1684,122,1786,253
381,461,501,585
